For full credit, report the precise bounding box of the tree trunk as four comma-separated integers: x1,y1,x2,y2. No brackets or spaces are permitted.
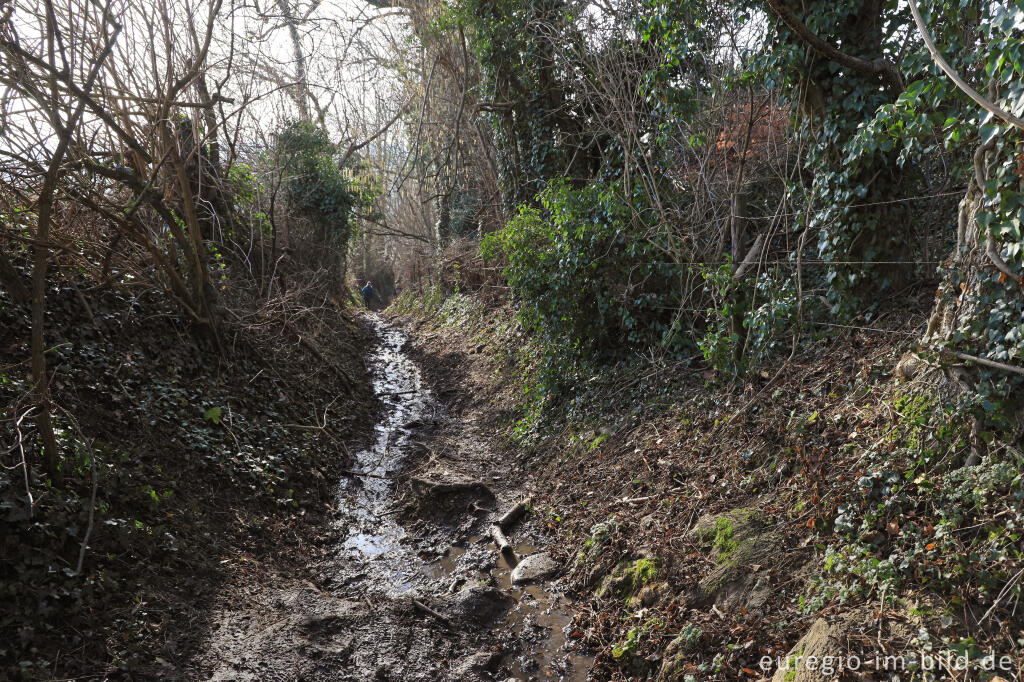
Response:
278,0,312,122
32,179,63,486
923,140,1009,348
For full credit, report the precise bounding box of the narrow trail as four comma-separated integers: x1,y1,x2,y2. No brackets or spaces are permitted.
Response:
193,315,593,681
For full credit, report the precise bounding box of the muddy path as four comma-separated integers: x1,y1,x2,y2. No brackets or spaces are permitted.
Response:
191,316,593,681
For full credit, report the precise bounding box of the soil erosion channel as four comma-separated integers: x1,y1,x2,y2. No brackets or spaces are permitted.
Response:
197,316,592,681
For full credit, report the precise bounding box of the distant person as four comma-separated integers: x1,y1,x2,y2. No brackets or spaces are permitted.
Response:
361,281,382,309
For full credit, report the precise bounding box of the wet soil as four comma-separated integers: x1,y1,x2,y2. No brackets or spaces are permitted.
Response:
191,316,593,681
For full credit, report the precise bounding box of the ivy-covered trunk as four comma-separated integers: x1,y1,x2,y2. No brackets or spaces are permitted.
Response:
765,0,917,311
919,136,1024,412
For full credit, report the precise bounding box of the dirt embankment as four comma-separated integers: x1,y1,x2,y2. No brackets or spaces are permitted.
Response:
392,292,1024,682
1,280,374,680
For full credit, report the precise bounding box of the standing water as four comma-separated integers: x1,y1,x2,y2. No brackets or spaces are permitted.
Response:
337,315,593,680
338,316,431,591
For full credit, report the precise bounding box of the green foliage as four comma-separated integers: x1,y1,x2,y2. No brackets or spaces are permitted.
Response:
698,263,797,376
203,405,224,425
611,617,665,660
746,0,924,313
275,121,355,247
447,0,578,207
807,396,1023,613
611,626,642,660
670,623,704,654
228,163,261,205
924,2,1024,408
597,557,659,601
481,179,693,388
390,284,454,317
696,261,741,374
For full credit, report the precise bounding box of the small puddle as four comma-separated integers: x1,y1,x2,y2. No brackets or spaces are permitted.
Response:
341,316,593,679
422,539,595,681
494,545,594,682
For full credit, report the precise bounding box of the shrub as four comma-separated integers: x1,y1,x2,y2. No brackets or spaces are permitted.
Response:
481,179,693,388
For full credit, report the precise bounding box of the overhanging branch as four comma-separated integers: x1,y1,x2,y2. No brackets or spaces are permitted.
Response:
764,0,903,91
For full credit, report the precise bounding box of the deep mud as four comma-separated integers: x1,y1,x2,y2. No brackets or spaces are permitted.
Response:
191,316,593,681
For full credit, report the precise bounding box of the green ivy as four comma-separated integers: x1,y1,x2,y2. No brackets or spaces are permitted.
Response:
275,121,355,247
481,179,694,390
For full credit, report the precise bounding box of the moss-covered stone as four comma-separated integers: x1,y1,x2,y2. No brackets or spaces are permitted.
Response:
574,516,617,568
687,507,778,603
596,557,658,601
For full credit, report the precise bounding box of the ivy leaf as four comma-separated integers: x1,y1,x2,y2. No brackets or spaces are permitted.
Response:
979,122,1002,145
204,406,223,425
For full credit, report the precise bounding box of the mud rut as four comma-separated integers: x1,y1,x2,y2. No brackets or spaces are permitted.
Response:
195,317,593,681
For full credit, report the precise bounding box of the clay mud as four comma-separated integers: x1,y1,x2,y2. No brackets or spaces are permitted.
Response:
193,316,592,681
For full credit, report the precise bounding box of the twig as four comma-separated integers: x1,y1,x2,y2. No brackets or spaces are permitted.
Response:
949,351,1024,377
979,568,1024,625
14,408,36,516
611,495,654,506
412,599,454,629
75,453,99,575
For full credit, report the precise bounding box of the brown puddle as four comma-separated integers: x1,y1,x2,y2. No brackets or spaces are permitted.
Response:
426,539,594,681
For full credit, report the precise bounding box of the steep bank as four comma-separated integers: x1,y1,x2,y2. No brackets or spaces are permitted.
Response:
0,280,374,680
391,290,1023,681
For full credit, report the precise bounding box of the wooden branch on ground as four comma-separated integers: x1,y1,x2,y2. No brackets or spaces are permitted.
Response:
412,599,454,629
612,495,654,506
496,497,531,531
489,523,516,563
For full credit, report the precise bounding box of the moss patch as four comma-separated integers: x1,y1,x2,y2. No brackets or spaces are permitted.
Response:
597,557,658,601
612,617,664,661
710,516,739,559
612,627,641,659
688,508,778,598
588,432,610,450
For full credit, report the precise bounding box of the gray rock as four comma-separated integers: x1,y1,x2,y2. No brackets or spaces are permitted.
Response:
447,584,514,625
454,650,500,677
510,552,558,585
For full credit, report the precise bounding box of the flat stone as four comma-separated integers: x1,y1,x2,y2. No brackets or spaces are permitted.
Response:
454,650,500,677
510,552,558,585
448,584,514,625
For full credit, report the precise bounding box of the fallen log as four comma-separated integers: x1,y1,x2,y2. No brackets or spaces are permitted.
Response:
496,497,531,530
489,523,516,563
